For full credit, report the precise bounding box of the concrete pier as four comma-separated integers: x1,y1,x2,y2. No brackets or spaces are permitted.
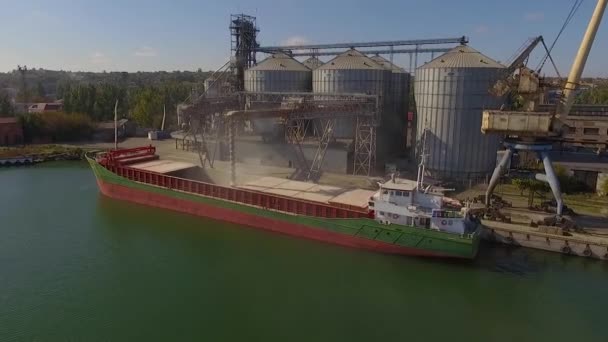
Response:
481,220,608,260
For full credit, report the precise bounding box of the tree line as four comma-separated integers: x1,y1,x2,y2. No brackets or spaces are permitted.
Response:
575,83,608,105
57,81,193,129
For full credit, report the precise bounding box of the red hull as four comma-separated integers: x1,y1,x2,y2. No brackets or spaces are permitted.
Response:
97,179,451,258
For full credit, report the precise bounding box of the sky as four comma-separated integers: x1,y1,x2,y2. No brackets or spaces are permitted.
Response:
0,0,606,76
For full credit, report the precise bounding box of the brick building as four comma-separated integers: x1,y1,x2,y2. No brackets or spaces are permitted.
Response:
0,117,24,146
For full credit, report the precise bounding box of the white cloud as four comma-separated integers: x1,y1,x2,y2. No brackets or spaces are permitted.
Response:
90,51,109,65
524,12,544,22
474,25,489,34
134,46,158,57
281,36,310,47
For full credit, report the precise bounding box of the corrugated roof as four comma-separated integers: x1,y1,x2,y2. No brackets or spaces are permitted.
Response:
418,45,505,69
248,52,310,72
370,55,407,73
303,56,324,70
316,49,385,70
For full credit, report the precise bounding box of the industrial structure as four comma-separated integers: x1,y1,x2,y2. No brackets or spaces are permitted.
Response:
177,14,465,180
178,6,607,196
482,0,607,218
164,4,608,259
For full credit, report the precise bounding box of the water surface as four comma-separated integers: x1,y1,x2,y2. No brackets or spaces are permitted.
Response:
1,163,607,341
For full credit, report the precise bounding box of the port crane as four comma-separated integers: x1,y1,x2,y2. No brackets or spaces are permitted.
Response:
482,0,607,216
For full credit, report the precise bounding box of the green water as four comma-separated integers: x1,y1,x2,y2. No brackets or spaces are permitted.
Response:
1,163,607,341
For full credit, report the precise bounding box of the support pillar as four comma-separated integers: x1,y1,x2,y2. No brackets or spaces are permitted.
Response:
486,149,513,206
540,151,563,216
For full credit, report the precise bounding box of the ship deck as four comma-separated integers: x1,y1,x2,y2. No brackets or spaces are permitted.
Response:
130,159,197,174
237,176,375,211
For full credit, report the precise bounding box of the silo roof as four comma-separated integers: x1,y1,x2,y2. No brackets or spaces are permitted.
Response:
316,49,385,70
303,56,324,70
370,55,407,73
418,45,505,69
249,52,310,71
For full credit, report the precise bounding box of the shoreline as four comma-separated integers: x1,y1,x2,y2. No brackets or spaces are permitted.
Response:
0,145,89,167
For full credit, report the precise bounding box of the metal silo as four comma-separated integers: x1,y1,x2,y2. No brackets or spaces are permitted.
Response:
244,53,312,136
303,56,324,70
371,55,411,154
313,49,390,138
415,45,506,180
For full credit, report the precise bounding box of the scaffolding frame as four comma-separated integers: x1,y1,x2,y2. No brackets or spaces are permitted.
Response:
230,14,259,90
354,116,376,176
307,118,336,181
181,91,380,178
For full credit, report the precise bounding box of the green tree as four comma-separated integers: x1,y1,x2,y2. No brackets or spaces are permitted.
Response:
0,91,14,116
131,87,163,127
18,112,93,142
601,177,608,196
63,84,97,118
35,81,46,99
93,84,127,121
512,177,550,207
575,85,608,105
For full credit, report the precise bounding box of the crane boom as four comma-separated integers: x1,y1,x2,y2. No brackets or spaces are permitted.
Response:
506,36,543,75
557,0,607,120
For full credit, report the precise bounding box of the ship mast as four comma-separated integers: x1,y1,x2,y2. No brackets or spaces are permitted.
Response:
417,127,429,191
114,99,119,150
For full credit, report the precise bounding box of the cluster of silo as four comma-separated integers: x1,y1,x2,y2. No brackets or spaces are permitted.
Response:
242,49,412,167
312,49,391,139
244,53,311,136
414,45,506,181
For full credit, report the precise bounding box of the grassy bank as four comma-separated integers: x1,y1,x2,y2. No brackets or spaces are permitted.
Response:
0,145,86,160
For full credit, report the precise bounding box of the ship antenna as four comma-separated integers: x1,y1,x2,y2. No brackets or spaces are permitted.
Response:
417,126,429,191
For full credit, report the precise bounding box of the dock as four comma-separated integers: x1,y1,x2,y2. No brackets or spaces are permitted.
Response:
481,219,608,260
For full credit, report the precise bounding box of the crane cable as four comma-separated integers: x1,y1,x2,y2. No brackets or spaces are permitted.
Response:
536,0,585,73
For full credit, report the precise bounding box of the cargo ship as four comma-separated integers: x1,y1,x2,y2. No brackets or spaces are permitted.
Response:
86,145,480,259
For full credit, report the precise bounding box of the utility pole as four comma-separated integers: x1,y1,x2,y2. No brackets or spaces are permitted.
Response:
17,65,28,105
114,99,119,150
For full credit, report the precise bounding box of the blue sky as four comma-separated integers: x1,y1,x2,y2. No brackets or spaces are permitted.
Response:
0,0,606,76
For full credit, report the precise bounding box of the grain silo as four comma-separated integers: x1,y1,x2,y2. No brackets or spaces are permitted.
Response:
313,49,391,138
371,55,411,155
303,56,324,70
244,53,312,136
414,45,506,181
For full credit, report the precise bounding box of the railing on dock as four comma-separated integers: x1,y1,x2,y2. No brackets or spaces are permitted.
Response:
105,163,370,220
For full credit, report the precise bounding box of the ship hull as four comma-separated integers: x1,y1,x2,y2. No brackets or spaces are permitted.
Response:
88,156,480,259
